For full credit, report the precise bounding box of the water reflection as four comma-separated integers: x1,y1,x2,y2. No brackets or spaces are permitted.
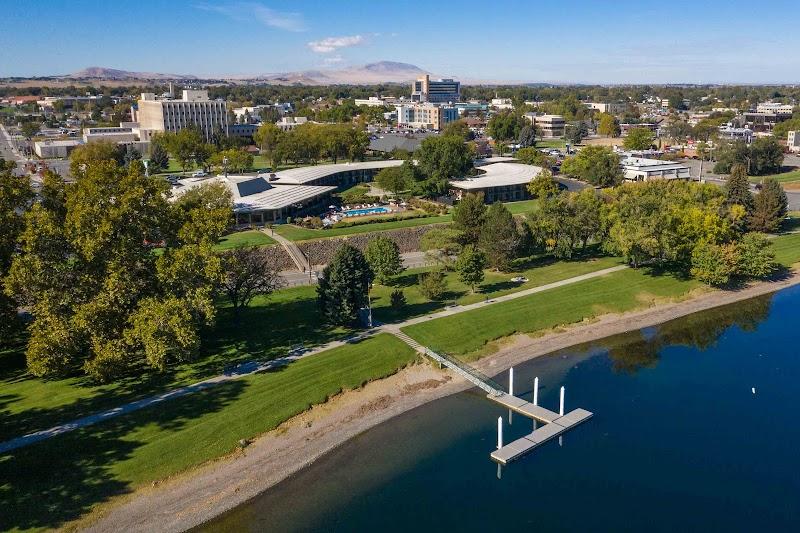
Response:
583,294,773,374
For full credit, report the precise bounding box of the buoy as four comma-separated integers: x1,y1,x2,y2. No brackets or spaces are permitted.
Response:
751,387,756,394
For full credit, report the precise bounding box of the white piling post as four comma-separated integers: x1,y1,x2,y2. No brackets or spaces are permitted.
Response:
509,367,514,396
497,417,503,449
559,386,565,416
533,377,539,406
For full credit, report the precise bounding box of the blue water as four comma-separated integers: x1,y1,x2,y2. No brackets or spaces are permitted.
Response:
201,287,800,532
343,207,390,216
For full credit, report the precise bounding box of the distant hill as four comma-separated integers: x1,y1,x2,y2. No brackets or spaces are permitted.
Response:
246,61,433,85
65,67,197,81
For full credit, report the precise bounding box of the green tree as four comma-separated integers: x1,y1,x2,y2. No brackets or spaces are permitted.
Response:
364,236,403,284
218,246,285,313
452,192,487,244
210,148,254,174
487,111,526,143
374,166,410,196
0,168,33,341
317,244,373,326
441,120,473,141
527,169,560,199
69,141,124,177
623,127,655,150
148,141,169,172
173,182,233,246
564,122,588,145
417,269,447,300
517,125,537,148
479,202,520,270
560,145,622,187
455,245,487,292
5,160,225,380
597,113,620,137
724,163,754,225
690,241,738,286
736,233,777,278
252,122,285,169
749,178,788,233
516,147,555,168
20,121,41,139
415,135,475,196
162,127,206,175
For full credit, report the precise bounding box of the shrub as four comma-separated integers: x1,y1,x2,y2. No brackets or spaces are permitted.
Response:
390,289,406,308
418,270,447,300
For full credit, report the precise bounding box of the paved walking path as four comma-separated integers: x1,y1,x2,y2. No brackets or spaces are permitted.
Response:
0,264,627,454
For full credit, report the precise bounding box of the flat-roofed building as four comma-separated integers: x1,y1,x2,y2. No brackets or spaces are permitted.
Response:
490,98,514,110
621,157,691,182
173,174,335,225
276,116,309,131
756,102,794,116
272,160,403,188
524,114,565,138
135,90,228,142
411,75,460,103
719,126,754,143
83,126,138,144
449,162,544,203
34,139,82,158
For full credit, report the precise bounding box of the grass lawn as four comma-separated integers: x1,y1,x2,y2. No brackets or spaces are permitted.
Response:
771,232,800,265
749,168,800,184
371,255,622,323
401,267,703,359
214,229,275,250
535,139,567,149
274,214,453,241
0,333,416,532
0,285,350,443
503,199,539,215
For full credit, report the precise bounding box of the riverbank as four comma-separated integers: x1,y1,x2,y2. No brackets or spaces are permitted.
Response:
83,269,800,533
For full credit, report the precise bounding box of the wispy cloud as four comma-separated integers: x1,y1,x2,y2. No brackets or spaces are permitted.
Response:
307,35,363,53
194,2,306,32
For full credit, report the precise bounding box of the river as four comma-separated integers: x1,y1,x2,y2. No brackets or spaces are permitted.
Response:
200,287,800,532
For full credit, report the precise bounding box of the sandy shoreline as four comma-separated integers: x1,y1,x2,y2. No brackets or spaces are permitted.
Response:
81,271,800,532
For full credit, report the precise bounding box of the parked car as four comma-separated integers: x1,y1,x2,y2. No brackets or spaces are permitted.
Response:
191,170,207,178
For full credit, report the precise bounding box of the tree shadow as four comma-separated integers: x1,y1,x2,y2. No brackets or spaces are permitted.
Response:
0,379,247,531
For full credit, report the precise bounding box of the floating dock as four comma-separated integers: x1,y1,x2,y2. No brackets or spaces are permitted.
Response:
488,371,593,465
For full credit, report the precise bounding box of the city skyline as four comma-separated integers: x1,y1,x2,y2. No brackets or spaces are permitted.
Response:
2,0,799,84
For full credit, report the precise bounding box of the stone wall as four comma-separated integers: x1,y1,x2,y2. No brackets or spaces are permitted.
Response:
297,223,449,266
268,244,298,271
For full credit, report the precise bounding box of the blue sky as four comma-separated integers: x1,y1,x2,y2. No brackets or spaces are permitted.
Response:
1,0,798,83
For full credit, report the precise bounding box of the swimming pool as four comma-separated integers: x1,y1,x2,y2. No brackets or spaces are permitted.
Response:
343,207,390,216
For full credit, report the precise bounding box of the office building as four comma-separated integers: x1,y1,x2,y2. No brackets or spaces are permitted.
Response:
135,90,229,142
524,114,565,138
490,98,514,110
450,162,544,203
83,126,138,144
621,157,691,182
396,103,458,130
276,116,309,131
789,131,800,153
756,102,794,116
411,75,460,103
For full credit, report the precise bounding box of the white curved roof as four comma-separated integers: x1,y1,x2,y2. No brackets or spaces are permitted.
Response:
272,160,404,185
449,162,543,189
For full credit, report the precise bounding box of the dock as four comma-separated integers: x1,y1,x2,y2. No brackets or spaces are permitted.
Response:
388,332,593,466
488,370,593,465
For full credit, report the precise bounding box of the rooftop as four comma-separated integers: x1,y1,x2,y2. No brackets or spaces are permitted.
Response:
621,157,690,171
272,160,403,185
449,162,543,189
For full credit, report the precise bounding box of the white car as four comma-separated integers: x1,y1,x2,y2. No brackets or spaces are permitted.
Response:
191,170,207,178
510,276,529,283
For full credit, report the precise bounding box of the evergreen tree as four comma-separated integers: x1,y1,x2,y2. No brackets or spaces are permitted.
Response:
149,142,169,172
317,244,374,326
479,202,520,271
724,163,754,216
453,192,487,244
749,178,788,233
517,125,537,148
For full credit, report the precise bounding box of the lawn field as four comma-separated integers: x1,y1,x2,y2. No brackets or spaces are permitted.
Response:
0,334,416,532
274,214,453,241
0,285,348,442
214,229,275,250
749,168,800,184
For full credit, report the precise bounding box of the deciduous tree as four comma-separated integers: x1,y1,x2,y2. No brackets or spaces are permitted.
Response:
364,236,403,284
218,246,286,313
479,202,520,270
455,245,487,292
452,192,486,244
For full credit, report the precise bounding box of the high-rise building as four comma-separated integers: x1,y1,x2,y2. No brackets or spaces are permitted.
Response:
135,89,229,142
411,75,460,103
